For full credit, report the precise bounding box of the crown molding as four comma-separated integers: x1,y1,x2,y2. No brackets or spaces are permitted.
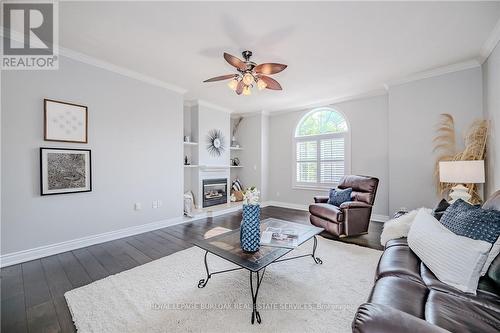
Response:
183,100,197,108
384,59,481,88
231,110,270,118
0,27,187,94
227,57,482,116
266,88,388,117
59,47,187,94
184,99,233,114
479,16,500,64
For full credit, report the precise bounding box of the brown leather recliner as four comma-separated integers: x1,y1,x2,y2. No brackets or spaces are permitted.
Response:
309,175,379,237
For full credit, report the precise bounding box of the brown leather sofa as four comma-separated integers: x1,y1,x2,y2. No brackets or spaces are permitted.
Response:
352,190,500,333
309,175,379,237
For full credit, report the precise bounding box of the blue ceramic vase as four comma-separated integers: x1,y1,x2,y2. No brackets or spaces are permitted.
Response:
240,204,261,252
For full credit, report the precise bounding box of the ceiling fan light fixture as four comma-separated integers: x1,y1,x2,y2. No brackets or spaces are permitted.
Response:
256,78,267,90
227,78,239,91
203,51,286,95
242,85,251,96
242,72,254,86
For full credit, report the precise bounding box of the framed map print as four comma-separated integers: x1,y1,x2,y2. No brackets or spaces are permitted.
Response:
44,99,88,143
40,148,92,195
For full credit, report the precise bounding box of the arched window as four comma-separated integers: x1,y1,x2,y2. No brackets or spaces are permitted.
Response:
294,108,350,188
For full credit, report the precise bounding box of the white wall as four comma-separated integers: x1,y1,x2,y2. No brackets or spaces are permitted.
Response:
1,56,184,254
230,113,271,202
197,103,230,166
235,114,263,190
261,115,270,201
266,67,485,216
268,94,389,216
388,67,483,213
483,42,500,197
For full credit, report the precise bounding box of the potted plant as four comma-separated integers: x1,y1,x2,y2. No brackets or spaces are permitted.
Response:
240,186,261,252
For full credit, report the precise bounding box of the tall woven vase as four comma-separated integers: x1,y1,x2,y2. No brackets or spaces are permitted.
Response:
240,204,261,252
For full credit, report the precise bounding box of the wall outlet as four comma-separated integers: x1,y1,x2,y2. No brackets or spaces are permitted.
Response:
152,200,162,209
134,203,142,211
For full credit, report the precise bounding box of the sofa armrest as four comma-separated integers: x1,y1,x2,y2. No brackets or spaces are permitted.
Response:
340,201,372,209
313,196,329,203
352,303,449,333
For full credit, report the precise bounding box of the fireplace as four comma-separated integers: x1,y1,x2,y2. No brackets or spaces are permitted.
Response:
202,178,228,208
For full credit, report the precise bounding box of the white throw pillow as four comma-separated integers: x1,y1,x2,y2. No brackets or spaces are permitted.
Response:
407,209,491,294
380,208,431,246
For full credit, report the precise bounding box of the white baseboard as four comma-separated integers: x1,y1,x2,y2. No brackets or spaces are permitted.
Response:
1,201,389,267
1,202,255,267
371,214,390,222
0,203,255,267
0,216,186,268
264,201,309,211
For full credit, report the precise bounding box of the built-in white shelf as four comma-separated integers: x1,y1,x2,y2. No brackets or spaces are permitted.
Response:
230,146,243,151
184,164,199,168
230,165,243,168
183,142,198,146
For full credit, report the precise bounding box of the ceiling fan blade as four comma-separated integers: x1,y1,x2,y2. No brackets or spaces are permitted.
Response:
259,75,282,90
254,63,287,75
203,74,236,82
236,80,244,95
224,52,246,71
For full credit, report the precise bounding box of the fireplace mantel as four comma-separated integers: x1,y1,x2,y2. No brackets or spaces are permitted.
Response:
199,165,230,171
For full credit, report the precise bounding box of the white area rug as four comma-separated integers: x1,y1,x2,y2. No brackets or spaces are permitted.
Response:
65,237,381,333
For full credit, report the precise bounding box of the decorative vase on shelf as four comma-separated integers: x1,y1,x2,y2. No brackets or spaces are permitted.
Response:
240,187,261,252
231,136,239,148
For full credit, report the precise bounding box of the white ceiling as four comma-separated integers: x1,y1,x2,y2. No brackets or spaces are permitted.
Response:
59,1,500,113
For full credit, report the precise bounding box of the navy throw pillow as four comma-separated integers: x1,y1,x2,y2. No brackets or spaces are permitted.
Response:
327,188,352,207
440,199,500,244
432,199,450,221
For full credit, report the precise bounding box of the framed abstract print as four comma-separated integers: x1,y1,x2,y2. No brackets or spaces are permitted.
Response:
40,148,92,195
44,99,88,143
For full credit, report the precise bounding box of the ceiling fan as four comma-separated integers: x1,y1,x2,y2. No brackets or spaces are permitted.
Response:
203,50,287,96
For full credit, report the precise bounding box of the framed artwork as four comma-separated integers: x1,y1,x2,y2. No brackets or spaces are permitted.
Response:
40,148,92,195
206,129,226,157
44,99,88,143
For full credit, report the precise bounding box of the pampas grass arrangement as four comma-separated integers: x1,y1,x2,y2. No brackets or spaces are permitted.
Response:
461,119,488,204
232,117,243,138
433,114,489,204
433,114,457,196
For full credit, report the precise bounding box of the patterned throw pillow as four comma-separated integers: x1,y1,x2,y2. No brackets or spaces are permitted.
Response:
327,188,352,207
440,199,500,244
232,179,243,192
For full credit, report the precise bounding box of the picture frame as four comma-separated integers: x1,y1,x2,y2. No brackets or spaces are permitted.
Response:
40,148,92,196
44,99,88,143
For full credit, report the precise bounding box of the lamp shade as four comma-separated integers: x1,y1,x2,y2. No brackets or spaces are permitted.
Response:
439,160,485,184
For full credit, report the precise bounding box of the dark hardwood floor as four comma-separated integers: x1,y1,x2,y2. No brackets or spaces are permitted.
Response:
0,206,383,333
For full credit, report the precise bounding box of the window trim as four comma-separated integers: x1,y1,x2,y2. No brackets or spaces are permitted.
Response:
292,108,351,190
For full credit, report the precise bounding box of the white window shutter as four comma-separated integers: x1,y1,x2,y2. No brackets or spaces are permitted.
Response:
296,141,317,182
320,138,345,183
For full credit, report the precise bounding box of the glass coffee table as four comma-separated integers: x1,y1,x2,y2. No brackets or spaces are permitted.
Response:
193,218,324,324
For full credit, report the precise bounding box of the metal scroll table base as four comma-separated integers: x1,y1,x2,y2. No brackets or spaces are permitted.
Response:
197,235,323,324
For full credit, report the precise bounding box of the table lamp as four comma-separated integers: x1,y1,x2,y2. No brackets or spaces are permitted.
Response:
439,160,485,203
